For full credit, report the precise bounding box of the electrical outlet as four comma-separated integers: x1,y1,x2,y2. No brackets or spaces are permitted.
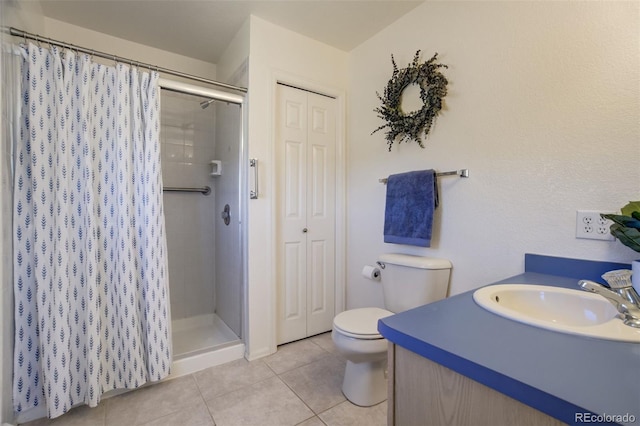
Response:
576,210,615,241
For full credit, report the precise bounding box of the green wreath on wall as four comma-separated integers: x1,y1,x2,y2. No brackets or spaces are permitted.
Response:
372,51,449,151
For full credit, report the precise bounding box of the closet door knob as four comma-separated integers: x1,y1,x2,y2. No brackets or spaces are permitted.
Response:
302,228,308,233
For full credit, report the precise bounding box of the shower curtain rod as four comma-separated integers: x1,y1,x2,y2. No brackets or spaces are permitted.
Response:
9,27,247,94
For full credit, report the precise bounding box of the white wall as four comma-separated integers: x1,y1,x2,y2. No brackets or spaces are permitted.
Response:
245,15,348,359
347,1,640,308
217,19,249,86
42,18,217,80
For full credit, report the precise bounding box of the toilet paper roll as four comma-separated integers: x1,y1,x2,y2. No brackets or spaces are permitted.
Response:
362,265,381,281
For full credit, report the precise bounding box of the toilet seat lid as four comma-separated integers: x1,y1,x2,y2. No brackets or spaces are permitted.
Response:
333,307,393,337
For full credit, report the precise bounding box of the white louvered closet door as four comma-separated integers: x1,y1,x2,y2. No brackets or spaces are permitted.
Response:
276,84,336,345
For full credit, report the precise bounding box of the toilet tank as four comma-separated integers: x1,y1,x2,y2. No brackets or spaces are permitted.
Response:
378,253,452,313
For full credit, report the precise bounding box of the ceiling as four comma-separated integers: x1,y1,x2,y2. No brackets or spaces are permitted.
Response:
40,0,425,64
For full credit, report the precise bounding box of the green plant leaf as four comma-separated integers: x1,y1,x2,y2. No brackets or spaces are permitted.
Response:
601,214,640,229
610,223,640,253
620,201,640,216
602,200,640,253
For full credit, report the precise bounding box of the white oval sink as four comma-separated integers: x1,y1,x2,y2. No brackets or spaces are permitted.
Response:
473,284,640,343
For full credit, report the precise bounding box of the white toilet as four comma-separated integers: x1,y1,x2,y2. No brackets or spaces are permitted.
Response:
332,253,452,406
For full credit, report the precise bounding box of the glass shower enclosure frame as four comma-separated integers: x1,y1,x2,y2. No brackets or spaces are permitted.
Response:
159,78,247,369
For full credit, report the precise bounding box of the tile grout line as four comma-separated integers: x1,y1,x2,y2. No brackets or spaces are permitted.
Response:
268,336,338,425
273,341,350,425
24,333,364,426
190,372,218,426
265,335,335,376
275,366,317,424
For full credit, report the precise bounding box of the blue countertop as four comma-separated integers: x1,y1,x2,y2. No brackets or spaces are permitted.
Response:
378,254,640,425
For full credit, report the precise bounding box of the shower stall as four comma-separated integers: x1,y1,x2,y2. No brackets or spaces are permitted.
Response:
1,24,248,422
159,80,247,374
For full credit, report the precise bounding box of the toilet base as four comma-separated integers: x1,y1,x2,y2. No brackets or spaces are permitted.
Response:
342,358,387,407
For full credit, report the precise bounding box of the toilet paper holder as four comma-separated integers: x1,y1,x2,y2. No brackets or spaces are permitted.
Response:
362,265,382,281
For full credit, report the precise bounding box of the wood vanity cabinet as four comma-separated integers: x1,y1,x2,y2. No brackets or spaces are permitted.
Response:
386,344,566,426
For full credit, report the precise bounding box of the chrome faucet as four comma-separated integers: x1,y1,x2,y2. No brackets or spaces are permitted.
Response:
579,270,640,328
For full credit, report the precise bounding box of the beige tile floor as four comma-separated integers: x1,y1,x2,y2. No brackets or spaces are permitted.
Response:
22,333,387,426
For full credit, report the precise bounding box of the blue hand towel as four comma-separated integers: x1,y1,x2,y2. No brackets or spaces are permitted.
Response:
384,169,438,247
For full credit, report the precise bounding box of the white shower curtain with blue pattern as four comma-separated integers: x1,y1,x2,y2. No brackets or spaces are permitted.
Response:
12,43,171,419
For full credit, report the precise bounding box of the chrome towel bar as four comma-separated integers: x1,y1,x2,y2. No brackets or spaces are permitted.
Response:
163,186,211,195
378,169,469,184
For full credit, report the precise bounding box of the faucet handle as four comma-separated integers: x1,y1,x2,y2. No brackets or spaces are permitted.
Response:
601,269,633,289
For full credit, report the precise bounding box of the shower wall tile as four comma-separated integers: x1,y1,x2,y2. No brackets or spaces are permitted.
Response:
193,163,212,183
162,162,189,188
164,142,185,162
192,145,215,166
184,145,194,163
163,125,184,142
184,228,215,316
161,91,217,321
183,127,195,144
163,194,188,319
164,192,216,320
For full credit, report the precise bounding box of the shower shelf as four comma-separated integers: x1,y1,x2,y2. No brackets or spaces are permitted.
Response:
210,160,222,177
